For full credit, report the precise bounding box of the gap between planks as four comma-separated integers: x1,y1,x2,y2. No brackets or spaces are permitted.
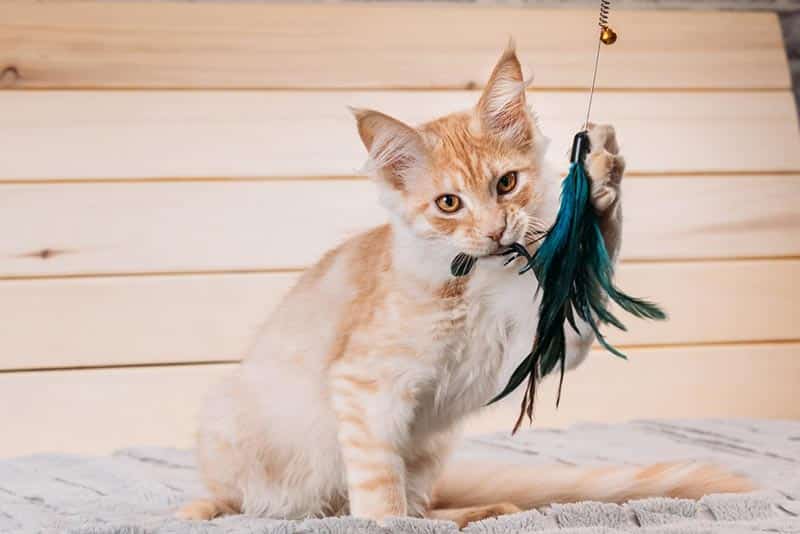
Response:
1,87,792,93
2,256,800,282
1,338,798,375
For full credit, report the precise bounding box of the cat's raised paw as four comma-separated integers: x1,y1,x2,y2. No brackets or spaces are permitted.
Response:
585,123,625,214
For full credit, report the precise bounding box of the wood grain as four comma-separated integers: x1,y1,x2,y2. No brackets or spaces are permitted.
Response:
2,176,799,278
0,363,230,457
0,5,789,90
2,343,798,457
2,91,798,181
0,272,298,370
1,260,797,371
0,1,797,460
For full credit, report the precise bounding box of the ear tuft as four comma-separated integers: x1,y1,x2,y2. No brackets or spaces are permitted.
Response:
349,106,378,150
351,108,427,190
477,41,533,146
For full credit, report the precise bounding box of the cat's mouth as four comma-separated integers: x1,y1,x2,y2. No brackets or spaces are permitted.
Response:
495,237,542,257
499,242,534,263
450,242,533,277
492,246,517,257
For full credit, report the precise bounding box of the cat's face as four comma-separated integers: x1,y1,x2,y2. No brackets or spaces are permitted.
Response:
355,43,541,259
409,113,539,258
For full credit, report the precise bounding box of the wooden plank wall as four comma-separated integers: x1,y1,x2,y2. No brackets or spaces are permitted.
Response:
1,3,799,457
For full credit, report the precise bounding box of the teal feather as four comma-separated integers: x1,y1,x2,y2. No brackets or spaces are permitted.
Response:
489,131,666,430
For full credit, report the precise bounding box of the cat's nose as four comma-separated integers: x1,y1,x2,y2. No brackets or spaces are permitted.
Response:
487,226,506,242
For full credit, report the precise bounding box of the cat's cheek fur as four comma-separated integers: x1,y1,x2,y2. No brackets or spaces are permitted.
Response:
375,181,407,215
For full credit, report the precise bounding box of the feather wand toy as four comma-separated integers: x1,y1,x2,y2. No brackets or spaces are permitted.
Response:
451,0,666,433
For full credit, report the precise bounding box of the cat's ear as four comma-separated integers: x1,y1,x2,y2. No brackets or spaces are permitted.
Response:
351,107,428,190
477,40,533,146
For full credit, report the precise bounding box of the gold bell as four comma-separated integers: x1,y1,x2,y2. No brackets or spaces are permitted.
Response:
600,26,617,45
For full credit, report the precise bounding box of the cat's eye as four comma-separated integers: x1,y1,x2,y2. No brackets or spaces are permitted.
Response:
497,171,518,195
435,194,462,213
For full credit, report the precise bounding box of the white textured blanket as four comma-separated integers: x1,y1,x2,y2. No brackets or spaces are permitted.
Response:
1,420,798,533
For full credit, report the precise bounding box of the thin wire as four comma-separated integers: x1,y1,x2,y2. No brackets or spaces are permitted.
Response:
583,35,602,131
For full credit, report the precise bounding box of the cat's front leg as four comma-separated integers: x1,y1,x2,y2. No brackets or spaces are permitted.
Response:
329,363,413,522
405,429,456,517
585,123,625,261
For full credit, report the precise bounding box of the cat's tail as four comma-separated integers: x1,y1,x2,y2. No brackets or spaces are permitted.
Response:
432,461,754,510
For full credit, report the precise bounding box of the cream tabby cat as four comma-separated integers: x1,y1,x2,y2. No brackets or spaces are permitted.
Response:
179,44,751,528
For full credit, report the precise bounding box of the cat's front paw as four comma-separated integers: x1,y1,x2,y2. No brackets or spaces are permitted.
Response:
585,123,625,214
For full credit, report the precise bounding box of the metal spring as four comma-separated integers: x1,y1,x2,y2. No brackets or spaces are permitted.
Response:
599,0,611,28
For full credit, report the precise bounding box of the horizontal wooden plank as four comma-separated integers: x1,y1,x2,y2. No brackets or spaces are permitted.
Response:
1,91,798,181
0,5,789,90
0,273,298,371
465,342,800,436
623,176,800,260
2,343,798,457
2,176,799,278
1,260,797,371
0,363,230,457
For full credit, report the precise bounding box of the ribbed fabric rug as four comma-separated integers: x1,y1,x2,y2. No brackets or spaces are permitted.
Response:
1,420,798,533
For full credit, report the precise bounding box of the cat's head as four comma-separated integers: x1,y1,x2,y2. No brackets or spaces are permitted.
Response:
354,42,544,260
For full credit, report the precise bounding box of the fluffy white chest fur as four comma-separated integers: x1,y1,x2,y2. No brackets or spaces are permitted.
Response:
411,261,540,435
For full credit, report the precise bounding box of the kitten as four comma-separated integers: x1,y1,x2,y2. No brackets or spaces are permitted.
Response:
178,43,752,528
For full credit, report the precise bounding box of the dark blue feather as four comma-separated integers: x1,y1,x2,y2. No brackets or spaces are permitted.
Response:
489,132,666,432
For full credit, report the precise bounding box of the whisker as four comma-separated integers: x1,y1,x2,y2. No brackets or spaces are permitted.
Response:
524,218,549,247
525,218,548,235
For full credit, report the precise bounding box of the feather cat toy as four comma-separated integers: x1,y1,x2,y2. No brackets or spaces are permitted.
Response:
451,0,666,432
